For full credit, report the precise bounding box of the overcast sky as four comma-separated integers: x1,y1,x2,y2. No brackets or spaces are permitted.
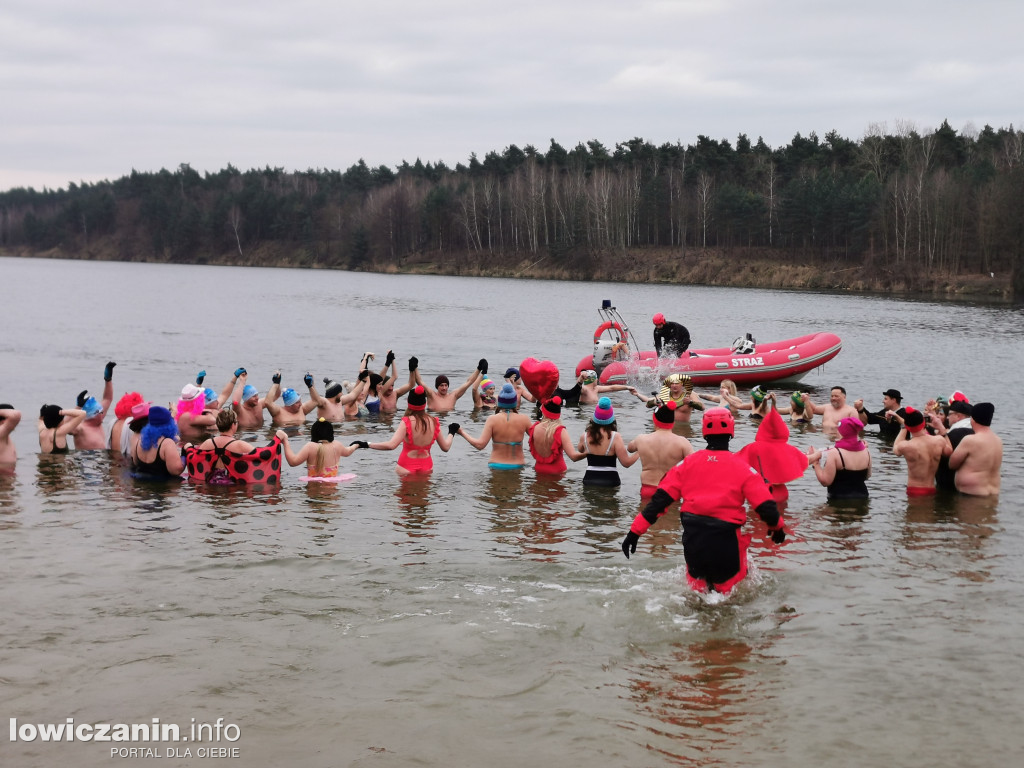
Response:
2,0,1021,192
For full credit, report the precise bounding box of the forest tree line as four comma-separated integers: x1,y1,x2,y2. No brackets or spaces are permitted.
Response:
1,120,1023,288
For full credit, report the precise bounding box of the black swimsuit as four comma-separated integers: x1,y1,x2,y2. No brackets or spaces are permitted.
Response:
133,437,175,478
827,448,869,499
50,431,69,455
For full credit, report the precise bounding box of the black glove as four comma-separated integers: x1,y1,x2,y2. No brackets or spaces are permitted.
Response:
103,361,116,382
477,358,488,375
357,369,370,381
349,440,369,449
447,422,461,435
409,356,418,372
304,372,314,388
196,369,207,386
234,367,246,377
622,531,640,559
76,389,89,407
272,371,281,384
769,526,786,545
385,350,395,366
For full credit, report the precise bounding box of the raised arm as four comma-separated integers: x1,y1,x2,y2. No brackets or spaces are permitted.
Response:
0,408,22,439
229,371,247,410
339,375,369,405
451,364,484,400
56,408,88,437
265,377,283,417
100,361,116,412
305,372,327,408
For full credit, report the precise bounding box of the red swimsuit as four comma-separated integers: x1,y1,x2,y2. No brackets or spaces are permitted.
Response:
529,422,567,475
397,416,441,473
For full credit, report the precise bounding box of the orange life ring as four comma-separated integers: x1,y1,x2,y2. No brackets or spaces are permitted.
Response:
593,321,625,344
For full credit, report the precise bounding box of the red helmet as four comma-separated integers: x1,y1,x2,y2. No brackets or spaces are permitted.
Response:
652,312,666,325
702,407,735,437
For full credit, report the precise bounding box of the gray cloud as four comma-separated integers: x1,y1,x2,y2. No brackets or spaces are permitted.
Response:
2,0,1021,190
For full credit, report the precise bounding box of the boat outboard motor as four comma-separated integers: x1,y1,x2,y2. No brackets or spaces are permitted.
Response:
731,333,757,355
593,338,619,370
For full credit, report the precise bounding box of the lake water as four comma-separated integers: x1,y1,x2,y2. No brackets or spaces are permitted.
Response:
1,256,1022,768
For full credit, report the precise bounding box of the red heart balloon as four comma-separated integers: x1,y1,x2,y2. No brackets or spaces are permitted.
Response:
519,358,560,402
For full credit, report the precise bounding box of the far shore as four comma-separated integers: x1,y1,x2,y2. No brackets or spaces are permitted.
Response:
3,243,1016,304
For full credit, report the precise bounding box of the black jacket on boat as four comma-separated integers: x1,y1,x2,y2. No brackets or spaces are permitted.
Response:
654,321,691,356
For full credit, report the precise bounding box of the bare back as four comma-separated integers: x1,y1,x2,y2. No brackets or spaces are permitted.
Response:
628,430,693,487
950,429,1002,496
894,433,947,488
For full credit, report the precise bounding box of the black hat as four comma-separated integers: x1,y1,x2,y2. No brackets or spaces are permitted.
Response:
948,400,972,417
882,389,902,402
971,402,994,427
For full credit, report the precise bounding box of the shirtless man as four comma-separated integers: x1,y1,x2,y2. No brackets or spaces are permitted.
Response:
412,356,484,412
639,374,704,426
265,371,317,427
306,372,365,422
948,402,1001,496
627,401,694,498
70,361,116,450
0,404,22,470
892,408,948,496
379,352,415,413
810,385,859,430
230,371,267,429
577,369,638,404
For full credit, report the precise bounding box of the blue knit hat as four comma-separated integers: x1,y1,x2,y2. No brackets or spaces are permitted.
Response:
203,387,218,405
83,396,103,418
242,384,258,402
497,383,518,409
593,397,614,425
282,388,300,406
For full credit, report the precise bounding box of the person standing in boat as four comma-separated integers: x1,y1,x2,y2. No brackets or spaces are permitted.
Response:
652,313,691,357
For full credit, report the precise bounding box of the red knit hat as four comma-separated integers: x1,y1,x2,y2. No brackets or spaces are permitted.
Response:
540,396,562,420
407,385,427,411
904,407,927,433
652,400,676,428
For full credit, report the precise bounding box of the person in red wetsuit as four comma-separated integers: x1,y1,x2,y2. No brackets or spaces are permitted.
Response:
621,407,786,594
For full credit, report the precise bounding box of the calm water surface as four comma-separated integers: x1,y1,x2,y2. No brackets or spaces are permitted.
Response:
1,257,1022,767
